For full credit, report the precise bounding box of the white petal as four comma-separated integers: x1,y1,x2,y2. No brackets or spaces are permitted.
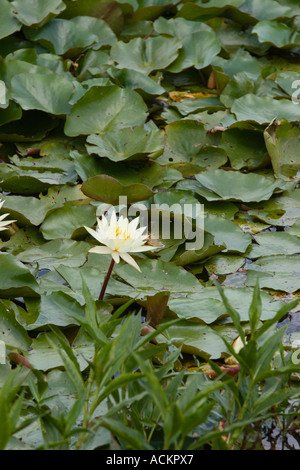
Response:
0,221,16,227
129,217,140,232
120,252,141,272
118,215,128,231
97,215,108,230
0,213,10,221
88,246,113,255
106,236,118,251
116,238,136,252
84,225,109,246
111,251,120,263
130,245,156,253
109,211,117,231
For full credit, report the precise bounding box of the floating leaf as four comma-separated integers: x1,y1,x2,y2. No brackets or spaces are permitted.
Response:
204,254,245,275
108,67,166,95
86,125,163,162
16,239,91,269
0,253,39,297
264,119,300,179
219,128,269,170
40,204,96,240
64,86,148,136
231,94,300,124
167,30,221,73
246,255,300,294
0,0,21,40
110,36,181,75
252,20,300,48
195,169,291,202
160,319,226,359
246,232,300,258
204,213,252,253
248,189,300,227
0,300,31,350
113,259,203,295
81,175,153,205
0,193,52,226
11,0,66,26
11,73,74,115
26,18,101,56
24,330,94,371
25,292,84,330
167,287,284,324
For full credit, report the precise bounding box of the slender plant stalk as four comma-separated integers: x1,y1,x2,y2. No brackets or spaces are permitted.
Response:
99,259,115,301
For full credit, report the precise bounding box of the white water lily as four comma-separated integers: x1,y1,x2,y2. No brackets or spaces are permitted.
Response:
0,199,16,232
84,210,155,272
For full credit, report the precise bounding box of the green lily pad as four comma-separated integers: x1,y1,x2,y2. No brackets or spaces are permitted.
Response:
195,169,291,202
204,213,252,253
177,0,245,22
220,72,254,108
0,300,31,350
185,110,236,130
24,330,94,371
86,125,164,162
245,255,300,293
173,97,224,116
40,204,96,240
113,259,203,294
76,49,113,81
0,193,52,226
81,175,153,205
286,221,300,238
212,49,263,81
160,319,227,359
174,231,226,266
204,254,245,274
0,227,45,255
25,291,84,330
0,253,39,297
11,0,66,26
248,189,300,227
107,67,166,96
219,128,269,170
275,71,300,99
156,120,227,175
11,73,74,115
167,287,284,324
64,86,148,136
110,36,181,75
16,239,91,269
252,20,300,48
264,119,300,179
246,232,300,258
59,0,124,34
0,163,76,195
26,17,100,56
0,0,21,40
154,16,213,38
167,30,221,73
0,101,22,126
231,94,300,124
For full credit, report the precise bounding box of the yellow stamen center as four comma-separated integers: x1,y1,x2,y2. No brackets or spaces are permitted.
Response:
115,227,130,240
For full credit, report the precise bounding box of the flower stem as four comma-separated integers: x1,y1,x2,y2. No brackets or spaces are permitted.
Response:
99,258,115,301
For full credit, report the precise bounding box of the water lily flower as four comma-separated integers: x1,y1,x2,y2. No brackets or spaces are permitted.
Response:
0,199,16,232
84,210,155,273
